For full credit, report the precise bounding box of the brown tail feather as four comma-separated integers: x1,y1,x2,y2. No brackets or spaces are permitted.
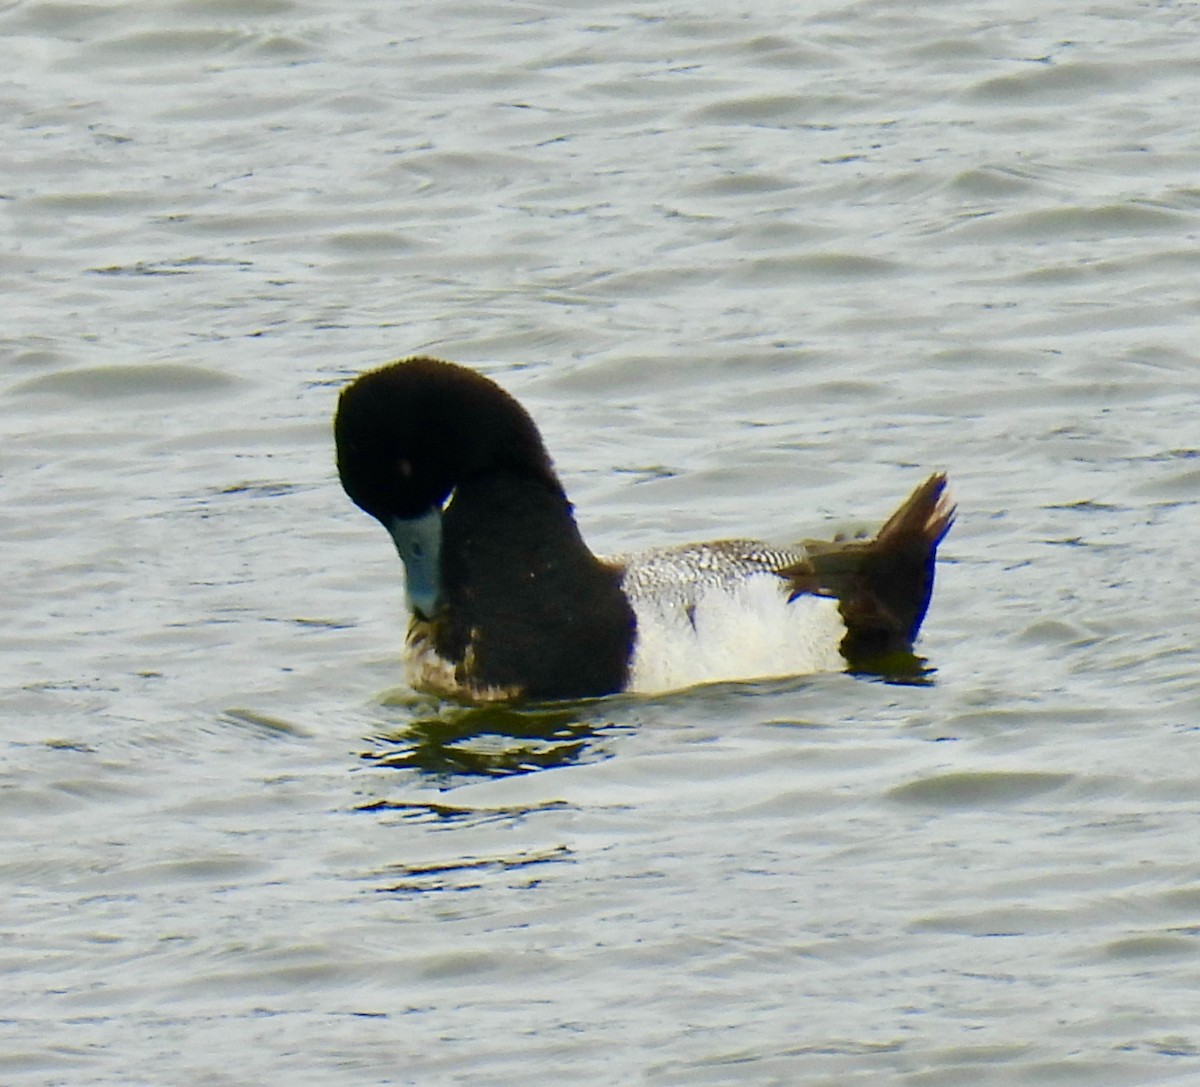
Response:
780,473,955,666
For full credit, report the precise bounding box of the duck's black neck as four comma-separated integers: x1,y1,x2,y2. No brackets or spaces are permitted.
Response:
430,470,635,700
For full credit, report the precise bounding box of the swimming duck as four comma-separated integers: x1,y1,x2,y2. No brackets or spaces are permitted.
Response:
335,357,954,702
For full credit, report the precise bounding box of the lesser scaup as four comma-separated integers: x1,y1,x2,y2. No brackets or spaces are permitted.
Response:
335,357,954,702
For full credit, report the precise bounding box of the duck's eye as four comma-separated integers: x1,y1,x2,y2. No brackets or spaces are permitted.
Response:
396,458,413,480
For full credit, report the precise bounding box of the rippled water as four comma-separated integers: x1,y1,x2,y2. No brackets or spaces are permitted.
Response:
3,1,1200,1083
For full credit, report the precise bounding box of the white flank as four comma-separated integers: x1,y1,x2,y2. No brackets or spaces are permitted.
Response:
623,572,846,694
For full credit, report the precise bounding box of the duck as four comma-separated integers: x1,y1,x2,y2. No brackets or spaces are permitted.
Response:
334,356,954,702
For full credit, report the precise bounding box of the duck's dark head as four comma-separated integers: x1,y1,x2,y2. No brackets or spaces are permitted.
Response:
334,357,563,618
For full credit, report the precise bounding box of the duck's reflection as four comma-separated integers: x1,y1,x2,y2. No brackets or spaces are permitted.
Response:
361,696,623,783
358,654,934,787
848,649,937,685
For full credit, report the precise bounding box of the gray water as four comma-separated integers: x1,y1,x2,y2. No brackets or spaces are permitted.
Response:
3,1,1200,1083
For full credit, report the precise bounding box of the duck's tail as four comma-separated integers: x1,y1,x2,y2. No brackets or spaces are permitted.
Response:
781,473,955,668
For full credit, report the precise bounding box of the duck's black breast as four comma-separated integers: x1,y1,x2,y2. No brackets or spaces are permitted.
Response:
421,468,635,700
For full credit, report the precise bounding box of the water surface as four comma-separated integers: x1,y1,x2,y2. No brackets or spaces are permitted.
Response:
3,1,1199,1083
